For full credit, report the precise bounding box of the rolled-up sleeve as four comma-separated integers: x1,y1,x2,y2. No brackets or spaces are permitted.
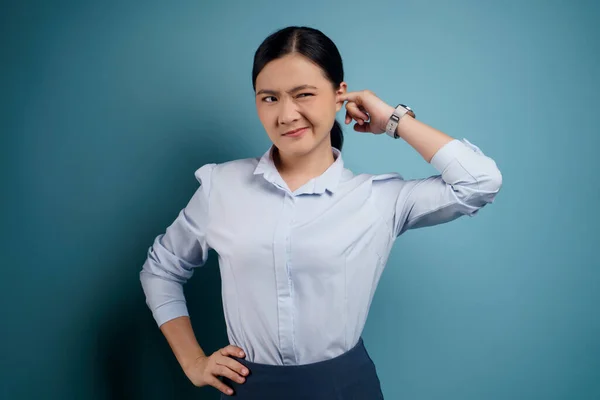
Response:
139,163,216,327
374,139,502,237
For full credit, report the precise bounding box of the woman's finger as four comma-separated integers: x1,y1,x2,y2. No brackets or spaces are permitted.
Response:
353,121,372,133
338,91,363,104
345,101,369,122
215,364,246,384
217,355,250,378
220,345,245,358
207,376,234,396
358,105,370,118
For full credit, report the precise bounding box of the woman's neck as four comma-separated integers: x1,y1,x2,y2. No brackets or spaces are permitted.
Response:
274,143,336,191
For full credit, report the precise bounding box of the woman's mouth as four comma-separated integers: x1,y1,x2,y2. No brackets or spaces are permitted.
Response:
283,127,308,138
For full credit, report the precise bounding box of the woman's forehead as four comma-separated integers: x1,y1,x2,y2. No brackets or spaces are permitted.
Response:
255,54,328,90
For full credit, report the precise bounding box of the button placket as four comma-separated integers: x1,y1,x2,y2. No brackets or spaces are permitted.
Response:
274,192,297,364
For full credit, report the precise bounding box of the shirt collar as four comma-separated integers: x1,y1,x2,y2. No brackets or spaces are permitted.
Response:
253,146,345,194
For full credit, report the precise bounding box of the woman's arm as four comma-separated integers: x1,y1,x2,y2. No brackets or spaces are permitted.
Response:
140,163,249,395
340,89,454,162
394,114,454,162
340,90,502,236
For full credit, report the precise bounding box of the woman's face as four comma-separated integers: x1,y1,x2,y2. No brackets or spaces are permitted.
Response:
255,53,347,157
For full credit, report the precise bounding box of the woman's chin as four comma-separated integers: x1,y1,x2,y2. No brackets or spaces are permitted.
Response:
273,131,332,157
277,136,315,154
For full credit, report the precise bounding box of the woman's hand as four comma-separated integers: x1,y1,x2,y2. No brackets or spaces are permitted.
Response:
184,345,249,396
338,90,395,134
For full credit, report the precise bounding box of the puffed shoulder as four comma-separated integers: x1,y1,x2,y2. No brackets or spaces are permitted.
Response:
194,163,217,193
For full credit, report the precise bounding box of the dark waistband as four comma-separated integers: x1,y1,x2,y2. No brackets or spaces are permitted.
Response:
223,337,383,399
231,337,369,376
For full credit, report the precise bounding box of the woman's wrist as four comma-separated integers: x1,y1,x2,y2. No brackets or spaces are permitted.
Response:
181,348,207,372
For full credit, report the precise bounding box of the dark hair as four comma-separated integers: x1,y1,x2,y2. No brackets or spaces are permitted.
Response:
252,26,345,151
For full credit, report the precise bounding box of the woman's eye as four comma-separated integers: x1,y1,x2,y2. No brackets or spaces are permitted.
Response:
262,94,312,102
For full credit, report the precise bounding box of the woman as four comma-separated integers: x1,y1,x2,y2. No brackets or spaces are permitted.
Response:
140,26,502,399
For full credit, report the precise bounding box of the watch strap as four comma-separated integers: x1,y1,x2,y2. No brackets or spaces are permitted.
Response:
385,104,415,138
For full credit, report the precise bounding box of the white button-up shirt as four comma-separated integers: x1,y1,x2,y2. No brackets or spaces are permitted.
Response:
140,138,502,365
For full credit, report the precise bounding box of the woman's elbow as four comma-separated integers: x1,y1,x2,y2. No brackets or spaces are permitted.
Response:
468,166,503,207
454,166,503,209
480,166,503,195
140,245,193,285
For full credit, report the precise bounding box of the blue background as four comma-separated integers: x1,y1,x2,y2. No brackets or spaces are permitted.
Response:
2,0,599,399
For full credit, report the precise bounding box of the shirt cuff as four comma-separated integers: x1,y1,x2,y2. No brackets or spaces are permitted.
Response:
153,301,190,327
430,138,480,172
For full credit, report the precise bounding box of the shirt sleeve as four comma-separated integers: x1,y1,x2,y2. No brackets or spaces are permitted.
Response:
139,163,216,327
373,139,503,237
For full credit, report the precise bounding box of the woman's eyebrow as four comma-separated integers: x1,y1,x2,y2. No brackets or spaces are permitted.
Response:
256,84,318,96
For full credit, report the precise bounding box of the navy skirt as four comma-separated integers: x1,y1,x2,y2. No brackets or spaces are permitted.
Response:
221,337,384,399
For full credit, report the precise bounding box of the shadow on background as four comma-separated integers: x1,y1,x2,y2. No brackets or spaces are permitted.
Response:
82,131,237,400
95,254,226,400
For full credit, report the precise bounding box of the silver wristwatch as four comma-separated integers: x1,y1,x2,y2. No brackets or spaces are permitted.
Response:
385,104,416,139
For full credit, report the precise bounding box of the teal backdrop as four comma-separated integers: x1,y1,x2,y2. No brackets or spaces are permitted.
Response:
2,1,599,399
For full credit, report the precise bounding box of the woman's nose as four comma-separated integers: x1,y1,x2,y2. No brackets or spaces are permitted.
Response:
278,99,300,125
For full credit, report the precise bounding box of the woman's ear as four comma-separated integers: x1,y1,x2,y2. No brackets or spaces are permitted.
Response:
335,82,348,112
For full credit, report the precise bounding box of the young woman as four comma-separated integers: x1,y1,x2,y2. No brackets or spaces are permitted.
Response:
140,26,502,399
